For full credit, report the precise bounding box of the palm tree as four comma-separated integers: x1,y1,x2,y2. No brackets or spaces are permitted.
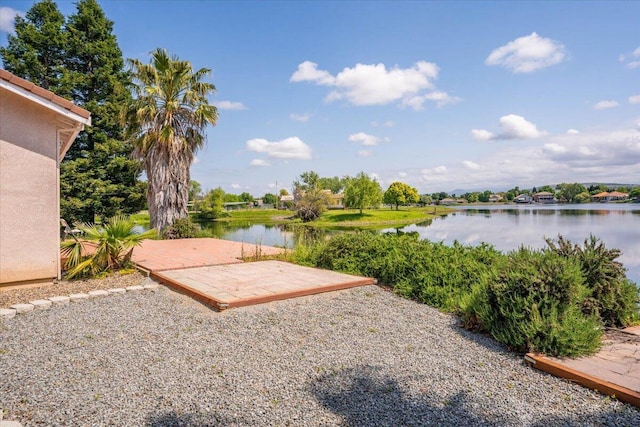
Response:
124,48,218,231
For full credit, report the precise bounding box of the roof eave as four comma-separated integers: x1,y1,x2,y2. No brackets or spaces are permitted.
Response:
0,79,91,127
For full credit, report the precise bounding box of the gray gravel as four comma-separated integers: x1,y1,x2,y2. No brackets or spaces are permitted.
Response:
1,285,639,426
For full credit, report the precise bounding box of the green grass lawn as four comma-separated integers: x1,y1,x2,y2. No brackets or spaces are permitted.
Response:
129,211,151,228
218,209,293,223
311,206,450,229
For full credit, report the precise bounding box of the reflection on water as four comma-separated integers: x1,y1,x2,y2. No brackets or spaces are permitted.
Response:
388,204,640,284
196,221,331,248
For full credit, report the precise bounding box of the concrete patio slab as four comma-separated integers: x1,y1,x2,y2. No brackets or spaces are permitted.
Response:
131,238,284,272
151,260,376,310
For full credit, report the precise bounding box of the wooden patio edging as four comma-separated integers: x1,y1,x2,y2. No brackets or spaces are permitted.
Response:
525,353,640,407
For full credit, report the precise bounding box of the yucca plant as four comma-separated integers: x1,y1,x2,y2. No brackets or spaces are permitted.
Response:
61,215,157,279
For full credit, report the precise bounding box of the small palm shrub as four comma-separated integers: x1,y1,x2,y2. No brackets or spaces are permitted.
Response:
162,217,199,239
61,215,157,279
546,235,639,327
463,248,602,357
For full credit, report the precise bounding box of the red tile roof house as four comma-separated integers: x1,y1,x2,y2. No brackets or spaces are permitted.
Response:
591,191,629,202
0,69,91,288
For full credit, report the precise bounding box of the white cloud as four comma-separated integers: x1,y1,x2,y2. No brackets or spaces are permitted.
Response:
398,172,407,178
566,129,580,135
0,7,24,33
231,183,241,189
290,113,310,122
246,137,312,160
419,166,449,184
485,32,566,73
462,160,480,170
192,156,200,164
291,60,456,110
542,128,640,167
629,95,640,104
593,100,619,110
358,150,373,157
214,100,247,110
472,114,547,141
471,129,496,141
498,115,547,139
413,125,640,192
434,165,447,174
290,61,336,85
403,91,461,109
250,159,271,167
348,132,381,146
620,46,640,69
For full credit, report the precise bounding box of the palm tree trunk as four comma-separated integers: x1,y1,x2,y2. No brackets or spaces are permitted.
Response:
145,145,190,231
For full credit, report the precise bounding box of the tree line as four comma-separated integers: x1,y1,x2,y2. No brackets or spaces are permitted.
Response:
432,183,639,204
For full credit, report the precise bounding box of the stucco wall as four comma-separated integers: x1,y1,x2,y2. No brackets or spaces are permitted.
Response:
0,89,60,284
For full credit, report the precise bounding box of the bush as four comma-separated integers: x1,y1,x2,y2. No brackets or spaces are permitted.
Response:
464,248,602,357
195,187,226,220
546,235,640,327
303,232,499,313
296,232,635,357
295,188,329,222
162,217,199,239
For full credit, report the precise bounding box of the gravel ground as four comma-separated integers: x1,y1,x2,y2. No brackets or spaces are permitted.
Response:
0,272,146,308
1,283,639,426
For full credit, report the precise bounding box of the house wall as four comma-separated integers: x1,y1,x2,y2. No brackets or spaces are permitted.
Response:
0,89,59,285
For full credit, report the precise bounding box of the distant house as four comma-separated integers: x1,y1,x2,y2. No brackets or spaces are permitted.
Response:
489,194,503,203
533,192,556,204
439,198,458,205
0,69,91,287
514,194,533,204
322,189,345,209
279,194,294,209
591,191,629,202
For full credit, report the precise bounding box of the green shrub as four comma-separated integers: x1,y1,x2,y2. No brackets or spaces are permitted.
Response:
546,235,640,327
465,248,602,357
304,232,498,313
162,217,199,239
296,232,634,357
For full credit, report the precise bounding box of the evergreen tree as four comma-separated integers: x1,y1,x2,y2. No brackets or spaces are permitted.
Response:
0,0,67,93
1,0,145,223
61,0,145,222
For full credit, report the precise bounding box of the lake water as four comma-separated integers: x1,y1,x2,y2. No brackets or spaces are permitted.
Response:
197,203,640,284
382,204,640,285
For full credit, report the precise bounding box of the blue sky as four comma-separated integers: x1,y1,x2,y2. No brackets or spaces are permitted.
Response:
1,1,639,195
